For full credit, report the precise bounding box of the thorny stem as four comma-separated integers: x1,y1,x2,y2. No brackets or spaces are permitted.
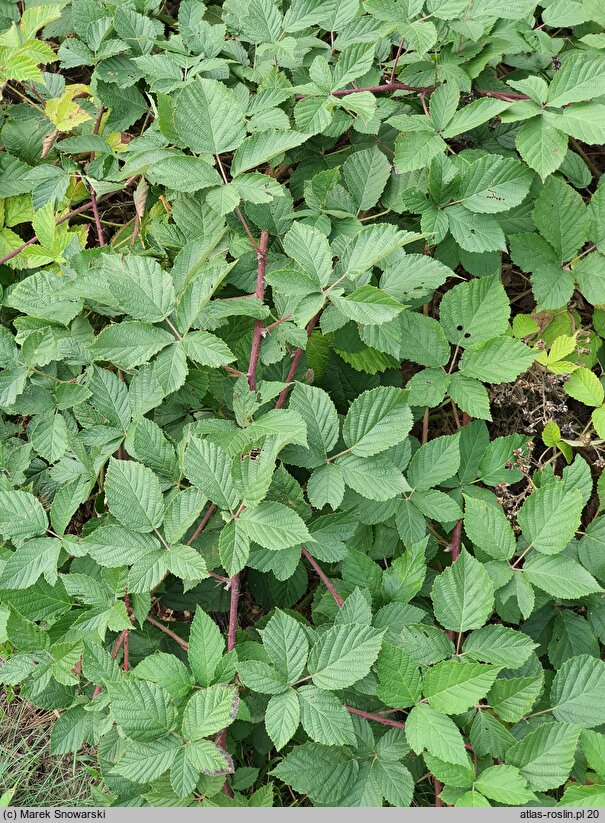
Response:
422,408,430,445
296,82,529,101
297,81,433,99
247,230,270,391
511,542,533,569
88,106,106,247
434,777,444,807
326,447,352,463
449,520,462,563
301,547,344,607
226,573,240,652
0,188,133,266
475,89,530,101
89,195,105,247
389,38,406,83
344,706,406,730
215,154,260,253
122,631,129,672
186,503,217,545
263,313,293,333
145,615,189,651
218,227,269,797
274,312,321,409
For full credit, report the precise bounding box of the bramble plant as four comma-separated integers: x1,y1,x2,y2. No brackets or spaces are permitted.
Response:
1,0,605,808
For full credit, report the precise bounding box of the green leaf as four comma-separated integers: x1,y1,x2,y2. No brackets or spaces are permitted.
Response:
369,759,414,807
382,538,427,603
522,554,602,599
107,679,178,742
283,222,332,287
565,367,605,407
218,519,250,577
330,285,405,326
231,130,310,177
432,549,495,632
448,373,492,420
475,765,535,805
470,710,516,760
557,783,605,807
423,661,501,715
460,336,536,384
238,660,288,694
286,383,339,467
455,790,491,807
533,175,589,262
298,685,356,745
188,607,225,687
102,254,176,323
439,275,510,348
463,496,515,560
30,413,69,463
0,538,60,590
91,322,173,369
334,224,418,280
506,721,580,790
261,609,308,682
459,155,532,214
375,643,422,709
182,331,236,367
166,543,208,585
265,689,300,750
182,738,233,777
518,484,582,555
488,674,543,723
147,155,222,193
307,463,345,510
515,116,568,180
446,204,507,253
174,77,246,155
551,654,605,728
407,433,460,491
462,625,536,668
105,458,164,533
397,310,451,368
406,703,469,767
442,98,512,138
111,737,180,783
181,684,239,740
343,147,391,211
133,652,194,700
183,436,240,510
342,386,412,458
239,502,311,550
547,51,605,108
544,103,605,146
271,743,358,806
338,452,411,501
394,129,446,174
582,729,605,778
307,623,384,690
0,490,47,540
